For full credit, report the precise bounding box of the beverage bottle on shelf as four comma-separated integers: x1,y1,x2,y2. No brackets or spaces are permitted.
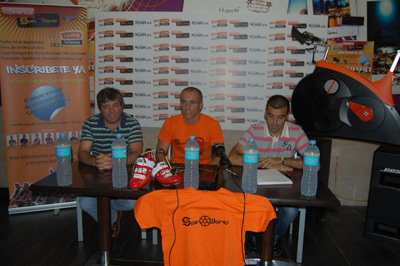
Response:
301,140,320,197
56,132,72,186
184,136,200,189
242,138,259,193
112,134,128,188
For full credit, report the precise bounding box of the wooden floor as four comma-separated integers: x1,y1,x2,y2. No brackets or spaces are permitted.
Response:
1,193,400,266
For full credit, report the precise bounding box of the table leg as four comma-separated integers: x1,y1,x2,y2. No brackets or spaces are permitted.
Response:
296,208,306,263
97,197,111,266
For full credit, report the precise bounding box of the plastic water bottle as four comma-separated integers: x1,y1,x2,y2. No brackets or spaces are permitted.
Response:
184,135,199,189
56,132,72,186
242,138,259,193
112,134,128,188
301,140,320,197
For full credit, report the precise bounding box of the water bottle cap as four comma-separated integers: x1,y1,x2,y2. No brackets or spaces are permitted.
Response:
310,140,316,145
190,135,195,140
249,138,255,143
116,134,122,139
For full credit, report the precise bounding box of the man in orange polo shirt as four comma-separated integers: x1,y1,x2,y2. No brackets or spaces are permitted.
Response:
156,87,224,165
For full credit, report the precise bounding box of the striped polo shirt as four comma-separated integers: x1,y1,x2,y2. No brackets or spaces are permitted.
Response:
239,121,309,159
81,112,143,156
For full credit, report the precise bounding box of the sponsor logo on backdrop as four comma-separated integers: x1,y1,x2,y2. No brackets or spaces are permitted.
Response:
214,116,225,123
286,59,305,66
288,21,307,28
227,94,245,101
99,30,114,38
211,32,227,40
99,77,114,85
153,91,169,99
191,46,207,51
172,19,190,26
229,32,248,40
209,93,226,100
115,66,133,74
99,18,114,26
227,106,245,113
172,31,189,38
229,46,247,53
116,78,133,85
211,45,227,53
269,20,286,28
154,31,170,38
134,104,151,109
153,67,169,74
116,18,133,26
153,43,170,51
135,115,152,120
171,67,188,74
171,56,189,63
228,58,247,65
153,103,169,110
210,80,226,88
153,114,169,121
268,46,285,54
154,18,170,26
99,43,114,50
285,82,297,90
121,92,133,97
210,68,226,76
211,19,228,27
287,46,305,54
230,20,248,27
266,82,283,89
209,105,225,112
210,57,226,65
269,33,286,41
228,69,246,76
267,70,284,77
285,70,304,78
170,103,181,110
171,79,189,86
227,116,245,123
116,43,133,50
172,44,189,51
99,55,114,62
153,79,169,86
99,66,114,73
227,81,245,88
248,83,265,88
135,45,151,50
154,55,170,63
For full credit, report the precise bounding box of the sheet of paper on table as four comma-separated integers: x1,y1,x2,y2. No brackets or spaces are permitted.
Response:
257,169,293,186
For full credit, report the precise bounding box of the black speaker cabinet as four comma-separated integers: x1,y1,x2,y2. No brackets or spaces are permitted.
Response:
365,145,400,245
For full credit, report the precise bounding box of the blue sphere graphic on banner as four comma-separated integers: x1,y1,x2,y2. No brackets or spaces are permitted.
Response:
28,86,66,121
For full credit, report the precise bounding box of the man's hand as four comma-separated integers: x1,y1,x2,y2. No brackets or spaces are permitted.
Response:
95,153,112,171
259,157,293,171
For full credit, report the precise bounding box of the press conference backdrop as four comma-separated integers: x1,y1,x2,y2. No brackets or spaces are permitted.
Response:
95,12,332,130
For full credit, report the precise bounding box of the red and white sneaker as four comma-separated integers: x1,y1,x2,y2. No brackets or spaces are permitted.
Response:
130,157,155,189
152,162,181,186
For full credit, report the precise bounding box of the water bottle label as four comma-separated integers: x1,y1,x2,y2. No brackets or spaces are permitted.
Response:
243,153,258,164
56,147,71,157
112,148,126,158
304,155,319,166
185,150,199,160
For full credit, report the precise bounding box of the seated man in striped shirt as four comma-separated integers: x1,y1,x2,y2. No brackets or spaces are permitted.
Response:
229,94,309,257
78,87,143,237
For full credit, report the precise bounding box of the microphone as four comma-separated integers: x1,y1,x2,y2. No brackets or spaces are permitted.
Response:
211,143,231,169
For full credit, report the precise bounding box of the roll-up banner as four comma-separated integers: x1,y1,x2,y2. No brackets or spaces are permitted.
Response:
0,3,90,213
